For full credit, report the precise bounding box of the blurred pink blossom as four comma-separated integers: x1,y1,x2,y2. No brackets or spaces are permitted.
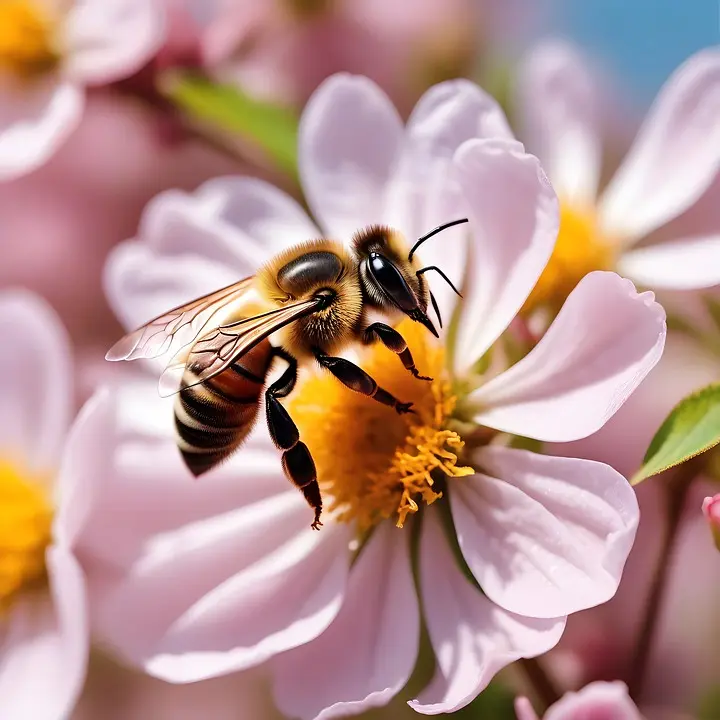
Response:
701,494,720,550
0,0,164,180
515,681,643,720
0,291,90,720
69,75,666,718
516,42,720,293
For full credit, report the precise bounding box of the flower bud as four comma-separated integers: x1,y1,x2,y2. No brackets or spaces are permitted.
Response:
702,495,720,551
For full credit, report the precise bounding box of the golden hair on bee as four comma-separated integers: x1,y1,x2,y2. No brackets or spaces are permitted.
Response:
255,238,364,359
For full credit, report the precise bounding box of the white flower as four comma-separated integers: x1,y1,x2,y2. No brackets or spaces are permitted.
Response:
515,42,720,306
0,0,164,180
0,290,97,720
73,75,665,717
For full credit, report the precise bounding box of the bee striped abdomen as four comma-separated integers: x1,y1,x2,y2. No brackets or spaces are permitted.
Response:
175,340,272,477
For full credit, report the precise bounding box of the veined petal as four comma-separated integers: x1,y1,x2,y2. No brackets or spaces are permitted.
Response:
63,0,165,85
409,508,566,715
517,40,601,205
451,139,559,375
470,272,666,442
617,234,720,290
272,522,419,720
0,290,72,472
383,80,513,322
0,548,88,720
451,447,639,619
599,49,720,243
299,74,403,239
0,79,83,181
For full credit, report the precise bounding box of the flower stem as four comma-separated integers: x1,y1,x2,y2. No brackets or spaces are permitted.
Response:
627,464,697,701
518,657,561,711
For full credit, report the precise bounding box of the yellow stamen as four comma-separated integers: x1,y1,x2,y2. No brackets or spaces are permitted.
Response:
0,460,53,609
523,202,615,314
0,0,60,80
287,320,473,531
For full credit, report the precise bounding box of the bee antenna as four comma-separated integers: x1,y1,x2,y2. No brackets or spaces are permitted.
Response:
408,218,468,262
429,290,442,328
416,265,463,299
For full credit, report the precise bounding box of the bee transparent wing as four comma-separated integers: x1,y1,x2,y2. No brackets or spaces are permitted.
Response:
157,297,323,397
106,277,255,363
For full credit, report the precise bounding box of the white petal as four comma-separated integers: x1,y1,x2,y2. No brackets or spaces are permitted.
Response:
273,522,419,720
409,508,566,715
63,0,165,85
451,447,639,618
383,80,513,321
0,79,83,181
0,548,88,720
0,290,72,471
617,234,720,290
471,272,666,442
599,49,720,242
299,74,403,239
452,139,559,375
517,40,601,204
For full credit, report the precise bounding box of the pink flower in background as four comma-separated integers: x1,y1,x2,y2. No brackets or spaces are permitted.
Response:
701,494,720,551
0,0,164,180
68,74,666,718
0,290,97,720
515,681,643,720
514,43,720,311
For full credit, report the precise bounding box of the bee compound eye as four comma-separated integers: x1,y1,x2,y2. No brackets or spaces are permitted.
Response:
367,253,417,312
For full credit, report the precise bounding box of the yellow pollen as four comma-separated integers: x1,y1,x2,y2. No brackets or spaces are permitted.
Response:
0,460,53,609
287,320,473,531
0,0,60,80
523,202,615,314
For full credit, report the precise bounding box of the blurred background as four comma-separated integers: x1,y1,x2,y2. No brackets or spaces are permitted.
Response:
2,0,718,718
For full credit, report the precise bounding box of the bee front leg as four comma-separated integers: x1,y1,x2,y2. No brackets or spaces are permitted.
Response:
363,322,432,381
314,349,415,415
265,347,323,530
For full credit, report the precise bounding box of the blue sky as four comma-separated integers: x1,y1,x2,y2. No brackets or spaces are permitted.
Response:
542,0,718,105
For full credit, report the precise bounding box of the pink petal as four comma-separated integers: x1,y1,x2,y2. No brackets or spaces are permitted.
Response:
599,49,720,243
0,79,83,181
471,271,666,442
272,522,419,720
517,40,601,205
544,681,643,720
299,74,403,239
63,0,165,85
0,547,88,720
410,508,565,715
451,139,559,375
451,447,639,619
515,697,540,720
0,290,72,471
617,234,720,290
383,80,513,321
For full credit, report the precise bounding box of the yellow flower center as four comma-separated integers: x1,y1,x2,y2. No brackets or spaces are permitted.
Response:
0,460,53,609
288,320,473,531
0,0,60,80
523,202,615,315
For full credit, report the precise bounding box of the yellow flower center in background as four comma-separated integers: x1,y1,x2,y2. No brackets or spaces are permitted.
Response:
0,0,60,80
288,320,473,531
523,203,615,314
0,460,53,609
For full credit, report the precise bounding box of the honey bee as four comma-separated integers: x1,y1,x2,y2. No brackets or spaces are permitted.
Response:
106,219,467,529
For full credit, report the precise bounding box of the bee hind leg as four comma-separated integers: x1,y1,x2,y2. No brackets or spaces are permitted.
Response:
314,348,415,415
266,347,323,530
362,323,432,381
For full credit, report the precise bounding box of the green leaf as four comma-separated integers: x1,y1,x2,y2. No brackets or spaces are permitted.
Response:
161,71,299,180
632,382,720,485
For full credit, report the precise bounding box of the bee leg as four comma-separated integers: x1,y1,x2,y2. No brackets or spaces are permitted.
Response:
363,322,433,382
266,347,323,530
314,349,415,415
